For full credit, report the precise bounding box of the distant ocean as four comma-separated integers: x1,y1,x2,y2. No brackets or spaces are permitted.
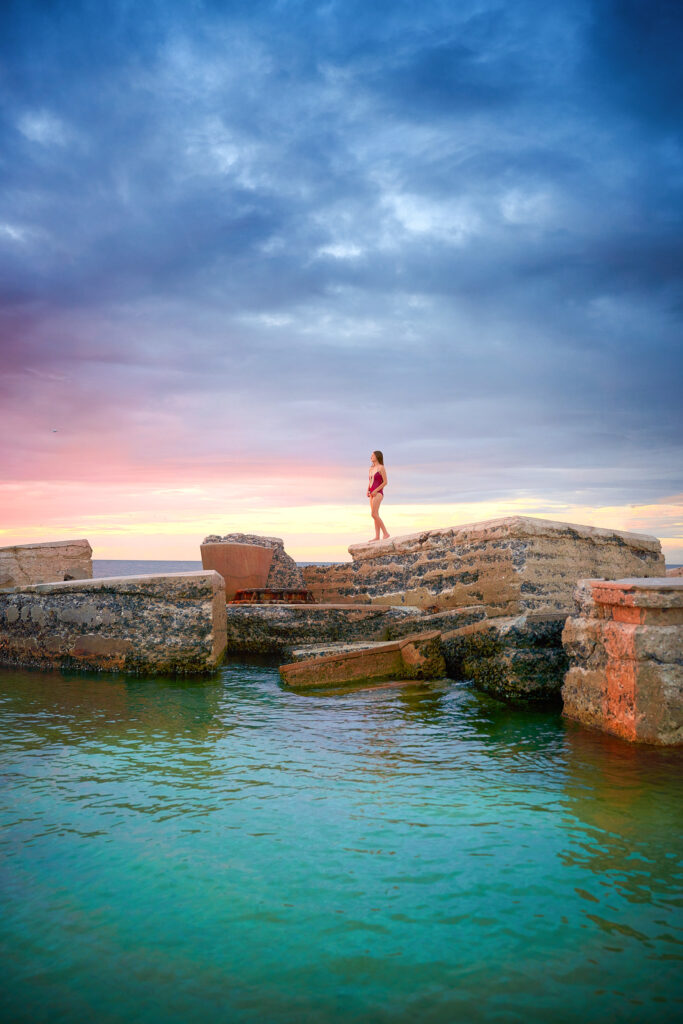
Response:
92,559,331,577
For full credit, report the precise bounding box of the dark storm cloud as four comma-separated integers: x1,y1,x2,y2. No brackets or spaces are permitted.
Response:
0,0,681,502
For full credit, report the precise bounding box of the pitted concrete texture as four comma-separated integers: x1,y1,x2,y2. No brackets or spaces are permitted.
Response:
562,578,683,745
303,516,664,613
443,613,569,704
225,602,427,654
289,641,393,660
203,532,303,588
0,572,227,675
0,539,93,588
280,631,445,688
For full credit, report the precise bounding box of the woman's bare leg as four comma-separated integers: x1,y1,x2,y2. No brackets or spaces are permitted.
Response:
370,496,389,540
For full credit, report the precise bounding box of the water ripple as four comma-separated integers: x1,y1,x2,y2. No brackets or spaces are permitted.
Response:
1,664,682,1023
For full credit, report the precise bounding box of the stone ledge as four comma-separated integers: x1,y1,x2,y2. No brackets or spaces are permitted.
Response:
225,602,427,654
1,570,220,596
307,515,664,613
348,516,662,561
0,539,91,552
0,538,93,588
590,577,683,608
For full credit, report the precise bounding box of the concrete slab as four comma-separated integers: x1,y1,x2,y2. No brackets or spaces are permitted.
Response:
280,631,445,688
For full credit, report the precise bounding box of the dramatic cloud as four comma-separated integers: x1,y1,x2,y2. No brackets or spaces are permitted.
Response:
0,0,681,557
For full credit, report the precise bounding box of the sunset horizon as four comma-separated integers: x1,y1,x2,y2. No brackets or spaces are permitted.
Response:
2,0,681,563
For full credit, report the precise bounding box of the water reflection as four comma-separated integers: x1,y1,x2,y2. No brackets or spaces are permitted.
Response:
559,723,683,905
0,666,225,745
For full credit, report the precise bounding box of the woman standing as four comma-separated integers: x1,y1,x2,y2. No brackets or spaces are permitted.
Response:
367,450,390,542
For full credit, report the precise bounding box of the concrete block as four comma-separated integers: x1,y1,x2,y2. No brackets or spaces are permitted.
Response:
562,578,683,744
0,539,92,587
303,516,663,613
279,631,445,689
0,571,227,675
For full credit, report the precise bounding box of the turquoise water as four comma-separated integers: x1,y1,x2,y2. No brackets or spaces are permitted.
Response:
1,664,681,1024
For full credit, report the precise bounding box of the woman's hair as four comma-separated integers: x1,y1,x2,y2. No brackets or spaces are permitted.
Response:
373,450,384,465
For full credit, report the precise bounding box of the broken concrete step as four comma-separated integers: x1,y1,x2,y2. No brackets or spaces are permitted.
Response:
279,631,445,689
289,641,392,661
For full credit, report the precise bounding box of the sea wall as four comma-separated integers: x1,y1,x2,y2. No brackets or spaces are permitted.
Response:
562,578,683,745
0,540,93,588
302,517,664,613
0,572,227,675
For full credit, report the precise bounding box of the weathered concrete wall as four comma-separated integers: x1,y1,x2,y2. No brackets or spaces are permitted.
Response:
225,603,426,654
0,572,227,675
0,540,93,588
562,578,683,745
203,533,303,588
302,517,664,613
443,614,569,704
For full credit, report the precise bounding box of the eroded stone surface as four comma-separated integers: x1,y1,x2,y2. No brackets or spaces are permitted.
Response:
0,572,227,675
442,613,568,704
562,578,683,745
0,540,93,588
225,603,426,654
303,517,663,613
203,533,303,588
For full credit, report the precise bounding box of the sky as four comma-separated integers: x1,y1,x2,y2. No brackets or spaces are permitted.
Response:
1,0,682,562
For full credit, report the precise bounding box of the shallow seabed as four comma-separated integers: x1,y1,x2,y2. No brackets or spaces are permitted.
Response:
1,663,681,1024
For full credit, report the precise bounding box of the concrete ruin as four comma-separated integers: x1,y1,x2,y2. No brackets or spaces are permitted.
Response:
0,571,227,675
562,578,683,745
226,602,427,654
203,533,304,588
200,541,274,600
442,613,569,704
280,631,445,688
0,539,93,588
302,517,664,612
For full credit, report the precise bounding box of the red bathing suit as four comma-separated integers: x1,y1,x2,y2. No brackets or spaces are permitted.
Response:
369,471,384,496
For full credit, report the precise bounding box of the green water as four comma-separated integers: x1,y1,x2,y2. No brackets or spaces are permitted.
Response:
1,664,681,1024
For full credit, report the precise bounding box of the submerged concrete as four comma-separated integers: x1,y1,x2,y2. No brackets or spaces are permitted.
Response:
443,613,569,704
280,631,445,688
562,578,683,745
0,572,227,675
